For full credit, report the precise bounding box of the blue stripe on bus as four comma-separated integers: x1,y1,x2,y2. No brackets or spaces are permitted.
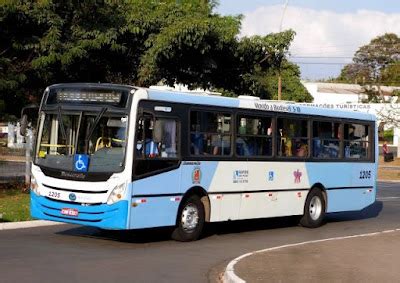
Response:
130,196,180,229
31,192,129,229
128,162,219,228
148,90,241,108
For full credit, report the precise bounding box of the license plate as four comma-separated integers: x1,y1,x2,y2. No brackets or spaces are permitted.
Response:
61,208,79,217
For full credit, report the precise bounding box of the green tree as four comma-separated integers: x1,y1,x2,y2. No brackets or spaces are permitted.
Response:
230,60,311,102
352,33,400,84
0,0,310,118
217,30,311,102
0,0,132,117
136,1,241,89
381,62,400,86
335,33,400,102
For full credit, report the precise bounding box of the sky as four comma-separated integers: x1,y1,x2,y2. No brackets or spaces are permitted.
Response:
216,0,400,80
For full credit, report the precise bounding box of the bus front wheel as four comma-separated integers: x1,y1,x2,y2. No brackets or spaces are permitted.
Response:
300,189,326,228
171,195,205,242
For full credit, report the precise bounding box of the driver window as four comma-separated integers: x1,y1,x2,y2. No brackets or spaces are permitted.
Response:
135,116,179,159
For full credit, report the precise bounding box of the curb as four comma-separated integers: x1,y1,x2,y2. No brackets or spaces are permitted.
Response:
0,158,26,163
377,179,400,183
223,229,400,283
0,220,64,231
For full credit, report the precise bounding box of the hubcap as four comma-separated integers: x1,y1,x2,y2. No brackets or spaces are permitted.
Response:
181,203,199,232
309,196,322,221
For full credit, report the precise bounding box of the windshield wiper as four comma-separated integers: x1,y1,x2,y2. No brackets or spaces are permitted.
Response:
57,106,67,140
85,107,107,151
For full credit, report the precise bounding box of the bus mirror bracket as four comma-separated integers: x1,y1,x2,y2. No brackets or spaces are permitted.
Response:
20,104,39,136
20,114,28,136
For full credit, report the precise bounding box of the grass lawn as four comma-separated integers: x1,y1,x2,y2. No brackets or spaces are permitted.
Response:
378,157,400,181
0,184,31,223
378,169,400,181
379,156,400,166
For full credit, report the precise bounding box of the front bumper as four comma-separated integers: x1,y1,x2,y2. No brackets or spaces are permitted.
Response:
31,192,129,230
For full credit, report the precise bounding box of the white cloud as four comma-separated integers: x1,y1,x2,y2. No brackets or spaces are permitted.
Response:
241,5,400,78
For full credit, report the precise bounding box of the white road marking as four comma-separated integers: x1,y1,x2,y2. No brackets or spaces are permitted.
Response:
377,197,400,201
224,228,400,283
0,220,64,231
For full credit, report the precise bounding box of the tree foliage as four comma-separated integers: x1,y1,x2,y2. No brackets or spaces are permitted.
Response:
336,33,400,86
0,0,309,118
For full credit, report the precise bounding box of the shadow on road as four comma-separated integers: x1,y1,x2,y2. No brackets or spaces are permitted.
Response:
204,216,300,238
56,201,383,243
325,201,383,223
56,226,175,243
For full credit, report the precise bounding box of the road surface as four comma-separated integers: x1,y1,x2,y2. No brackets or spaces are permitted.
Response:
0,182,398,283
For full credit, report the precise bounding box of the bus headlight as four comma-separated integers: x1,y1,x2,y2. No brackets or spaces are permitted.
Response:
31,175,39,195
107,183,126,205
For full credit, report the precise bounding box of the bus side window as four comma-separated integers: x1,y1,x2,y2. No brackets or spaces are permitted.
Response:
312,121,340,159
277,118,308,158
190,111,231,156
344,123,369,159
236,115,272,157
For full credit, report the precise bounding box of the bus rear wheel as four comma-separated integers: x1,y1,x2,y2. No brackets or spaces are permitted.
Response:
171,195,205,242
300,189,326,228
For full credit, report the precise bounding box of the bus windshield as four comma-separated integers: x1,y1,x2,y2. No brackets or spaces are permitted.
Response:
35,110,128,173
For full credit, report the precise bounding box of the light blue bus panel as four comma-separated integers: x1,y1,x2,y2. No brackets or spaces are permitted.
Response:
326,188,375,213
130,196,181,229
129,168,182,229
31,192,129,229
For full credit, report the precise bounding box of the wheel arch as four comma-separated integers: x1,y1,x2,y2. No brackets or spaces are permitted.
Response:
180,186,211,222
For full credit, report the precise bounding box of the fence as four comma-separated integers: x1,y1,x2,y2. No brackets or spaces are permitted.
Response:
0,123,33,184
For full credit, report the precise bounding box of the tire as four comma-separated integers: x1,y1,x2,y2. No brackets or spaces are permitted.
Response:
300,189,326,228
171,195,205,242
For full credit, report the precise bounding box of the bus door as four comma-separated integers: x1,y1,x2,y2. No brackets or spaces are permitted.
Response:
131,111,182,229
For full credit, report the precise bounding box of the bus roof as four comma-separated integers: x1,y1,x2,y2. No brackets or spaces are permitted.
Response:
43,83,375,121
145,88,376,122
47,83,135,92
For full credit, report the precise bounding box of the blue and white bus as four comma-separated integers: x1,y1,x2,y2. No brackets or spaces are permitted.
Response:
29,83,377,241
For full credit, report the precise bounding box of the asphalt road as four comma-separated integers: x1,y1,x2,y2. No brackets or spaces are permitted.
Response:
0,182,399,283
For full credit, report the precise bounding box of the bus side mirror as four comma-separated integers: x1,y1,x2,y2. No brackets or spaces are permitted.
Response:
20,104,39,136
20,114,28,136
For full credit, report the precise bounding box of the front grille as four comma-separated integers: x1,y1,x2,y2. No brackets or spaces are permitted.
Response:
42,204,104,215
43,183,108,194
44,197,102,206
44,212,102,222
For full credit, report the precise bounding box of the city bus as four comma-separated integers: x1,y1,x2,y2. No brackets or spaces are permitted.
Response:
28,83,377,241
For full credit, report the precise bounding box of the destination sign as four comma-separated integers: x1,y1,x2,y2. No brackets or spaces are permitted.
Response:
56,90,122,103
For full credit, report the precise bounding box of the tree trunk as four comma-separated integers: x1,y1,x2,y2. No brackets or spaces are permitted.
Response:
278,74,282,101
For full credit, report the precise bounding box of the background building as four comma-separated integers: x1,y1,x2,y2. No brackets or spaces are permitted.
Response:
303,82,400,155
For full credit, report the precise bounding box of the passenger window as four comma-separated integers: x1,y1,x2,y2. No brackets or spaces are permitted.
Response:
344,123,369,159
236,115,272,157
312,121,340,158
277,118,308,157
190,111,231,156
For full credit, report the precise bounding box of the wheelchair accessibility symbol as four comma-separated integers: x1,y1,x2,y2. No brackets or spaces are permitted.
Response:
74,154,89,172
